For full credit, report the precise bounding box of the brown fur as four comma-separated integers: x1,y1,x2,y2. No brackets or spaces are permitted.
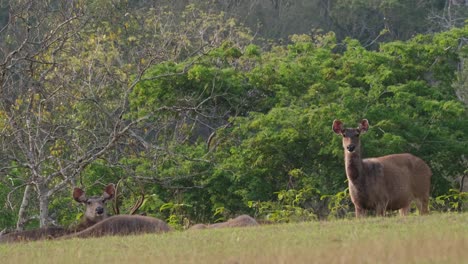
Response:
333,119,432,217
0,227,69,243
1,184,171,243
59,215,171,239
189,223,208,230
189,215,259,230
0,184,115,243
62,184,171,239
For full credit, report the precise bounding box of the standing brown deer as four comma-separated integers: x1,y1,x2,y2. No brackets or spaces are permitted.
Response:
332,119,432,217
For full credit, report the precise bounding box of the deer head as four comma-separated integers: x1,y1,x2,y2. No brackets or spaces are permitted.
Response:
73,184,115,223
332,119,369,153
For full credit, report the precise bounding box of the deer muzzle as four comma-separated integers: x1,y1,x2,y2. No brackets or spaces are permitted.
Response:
95,207,104,215
346,144,356,153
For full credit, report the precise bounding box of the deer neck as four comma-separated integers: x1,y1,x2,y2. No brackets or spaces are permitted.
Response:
344,150,363,182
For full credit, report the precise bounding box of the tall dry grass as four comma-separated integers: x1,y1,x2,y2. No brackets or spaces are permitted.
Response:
1,213,467,264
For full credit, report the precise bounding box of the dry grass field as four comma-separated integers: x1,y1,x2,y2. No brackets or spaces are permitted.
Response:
1,213,467,264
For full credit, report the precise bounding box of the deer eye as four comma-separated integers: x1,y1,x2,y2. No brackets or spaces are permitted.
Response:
86,201,91,205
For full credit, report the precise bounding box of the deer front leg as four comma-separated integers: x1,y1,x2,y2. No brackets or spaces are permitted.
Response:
375,204,387,217
399,205,410,216
355,207,367,218
416,198,429,215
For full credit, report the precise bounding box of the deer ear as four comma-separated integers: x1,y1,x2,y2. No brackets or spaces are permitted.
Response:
102,184,115,201
332,119,344,135
73,187,87,203
358,119,369,133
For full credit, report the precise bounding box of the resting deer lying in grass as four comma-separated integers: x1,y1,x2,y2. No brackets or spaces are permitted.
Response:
332,119,432,217
0,184,115,242
1,184,170,243
189,215,259,230
0,184,115,243
0,226,69,243
60,183,171,239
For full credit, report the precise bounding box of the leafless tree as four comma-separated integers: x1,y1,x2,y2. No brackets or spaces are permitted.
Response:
0,1,252,230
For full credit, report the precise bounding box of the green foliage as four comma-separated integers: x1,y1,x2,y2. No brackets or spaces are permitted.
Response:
0,182,17,229
1,2,467,230
210,26,467,218
159,202,192,229
320,188,352,219
126,24,468,224
433,189,468,212
329,0,449,46
248,187,318,223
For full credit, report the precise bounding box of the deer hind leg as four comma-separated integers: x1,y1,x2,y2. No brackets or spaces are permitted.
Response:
375,202,388,217
399,205,410,216
355,207,367,218
416,197,429,215
376,207,386,217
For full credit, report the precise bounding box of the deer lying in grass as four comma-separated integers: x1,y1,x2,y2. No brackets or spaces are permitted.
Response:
0,226,69,243
0,184,116,243
0,184,170,243
189,215,259,230
60,183,171,239
59,214,171,239
332,119,432,217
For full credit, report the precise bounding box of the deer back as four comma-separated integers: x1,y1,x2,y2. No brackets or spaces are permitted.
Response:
60,215,171,239
368,154,431,201
0,227,69,243
190,215,259,230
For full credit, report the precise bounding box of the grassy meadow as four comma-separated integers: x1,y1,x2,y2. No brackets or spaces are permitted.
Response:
1,213,467,264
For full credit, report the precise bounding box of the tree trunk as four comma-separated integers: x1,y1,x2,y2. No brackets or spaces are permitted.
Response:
16,184,32,231
37,184,50,228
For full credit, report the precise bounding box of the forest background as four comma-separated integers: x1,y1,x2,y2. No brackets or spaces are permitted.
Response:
0,0,467,231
